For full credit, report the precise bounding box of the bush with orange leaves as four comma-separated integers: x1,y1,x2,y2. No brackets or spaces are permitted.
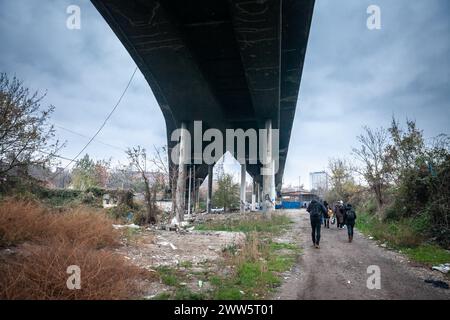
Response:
0,199,155,299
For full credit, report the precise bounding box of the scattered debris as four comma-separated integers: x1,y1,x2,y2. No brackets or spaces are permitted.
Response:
180,221,190,228
117,229,245,269
113,223,140,230
156,241,178,250
424,279,449,289
198,280,203,288
432,263,450,274
380,243,387,248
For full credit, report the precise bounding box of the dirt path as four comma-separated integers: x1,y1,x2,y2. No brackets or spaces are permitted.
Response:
274,209,450,300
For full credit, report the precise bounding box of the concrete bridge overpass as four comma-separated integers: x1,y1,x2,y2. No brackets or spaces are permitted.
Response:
91,0,315,220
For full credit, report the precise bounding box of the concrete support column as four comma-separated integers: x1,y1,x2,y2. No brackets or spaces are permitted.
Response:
195,179,201,213
187,165,192,218
262,119,276,212
207,165,213,214
251,179,256,211
256,182,260,207
240,163,246,213
175,122,188,222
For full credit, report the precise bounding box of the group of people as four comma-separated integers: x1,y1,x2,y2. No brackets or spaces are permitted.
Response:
306,199,357,249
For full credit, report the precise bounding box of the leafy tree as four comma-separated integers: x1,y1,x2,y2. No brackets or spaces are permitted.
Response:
0,73,62,177
71,154,109,190
386,118,425,183
213,168,239,212
71,154,96,190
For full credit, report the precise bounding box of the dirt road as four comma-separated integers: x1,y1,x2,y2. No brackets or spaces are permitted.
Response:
274,209,450,300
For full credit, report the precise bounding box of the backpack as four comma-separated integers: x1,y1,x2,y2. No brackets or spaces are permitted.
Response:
346,209,356,222
309,202,323,219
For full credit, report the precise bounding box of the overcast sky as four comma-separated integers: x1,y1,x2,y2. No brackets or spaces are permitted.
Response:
1,0,449,189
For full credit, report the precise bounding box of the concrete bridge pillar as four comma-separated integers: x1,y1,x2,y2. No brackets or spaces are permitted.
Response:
263,119,276,212
207,164,213,214
187,165,192,218
175,122,188,222
240,163,246,213
251,179,256,211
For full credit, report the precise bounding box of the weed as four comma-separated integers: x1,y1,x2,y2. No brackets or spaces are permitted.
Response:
152,292,171,300
173,287,204,300
179,261,193,269
157,267,180,286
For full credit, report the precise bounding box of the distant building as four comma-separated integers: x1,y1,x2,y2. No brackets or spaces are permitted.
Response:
278,189,320,209
309,171,329,198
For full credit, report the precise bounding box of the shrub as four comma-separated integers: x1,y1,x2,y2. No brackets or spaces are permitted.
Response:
0,241,152,299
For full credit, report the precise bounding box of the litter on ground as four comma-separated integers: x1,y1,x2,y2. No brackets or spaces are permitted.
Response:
113,223,140,229
432,263,450,274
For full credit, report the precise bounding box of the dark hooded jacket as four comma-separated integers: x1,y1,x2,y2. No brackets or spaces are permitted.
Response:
344,204,357,225
307,199,327,221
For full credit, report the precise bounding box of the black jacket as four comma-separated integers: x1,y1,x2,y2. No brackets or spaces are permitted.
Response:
307,200,327,220
344,206,357,225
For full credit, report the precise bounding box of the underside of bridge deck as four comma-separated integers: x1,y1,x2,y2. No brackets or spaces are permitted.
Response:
91,0,314,217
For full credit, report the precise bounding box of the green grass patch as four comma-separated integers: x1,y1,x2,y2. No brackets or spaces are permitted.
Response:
152,292,171,300
157,267,180,287
214,286,242,300
208,217,299,300
178,261,193,269
173,287,204,300
196,214,292,234
269,242,298,251
267,255,296,272
357,212,450,266
357,212,423,247
402,244,450,266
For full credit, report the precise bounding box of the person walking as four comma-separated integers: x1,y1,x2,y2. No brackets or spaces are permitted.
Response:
344,203,357,243
334,200,345,229
307,199,327,249
323,200,330,228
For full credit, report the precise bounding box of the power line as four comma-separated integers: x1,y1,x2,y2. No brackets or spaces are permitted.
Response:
55,125,125,151
38,150,76,162
55,66,138,175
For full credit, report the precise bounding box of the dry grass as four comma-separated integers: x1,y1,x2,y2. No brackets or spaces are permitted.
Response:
0,242,154,299
0,199,119,248
0,199,155,299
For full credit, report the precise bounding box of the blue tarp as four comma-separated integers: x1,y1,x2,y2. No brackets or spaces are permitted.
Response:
280,201,301,209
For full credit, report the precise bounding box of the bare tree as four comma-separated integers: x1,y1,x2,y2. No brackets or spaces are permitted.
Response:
149,145,178,216
327,157,354,202
126,146,157,224
352,126,391,213
0,73,62,177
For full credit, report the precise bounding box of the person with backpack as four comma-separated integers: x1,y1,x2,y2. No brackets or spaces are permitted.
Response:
344,203,357,243
307,199,327,249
